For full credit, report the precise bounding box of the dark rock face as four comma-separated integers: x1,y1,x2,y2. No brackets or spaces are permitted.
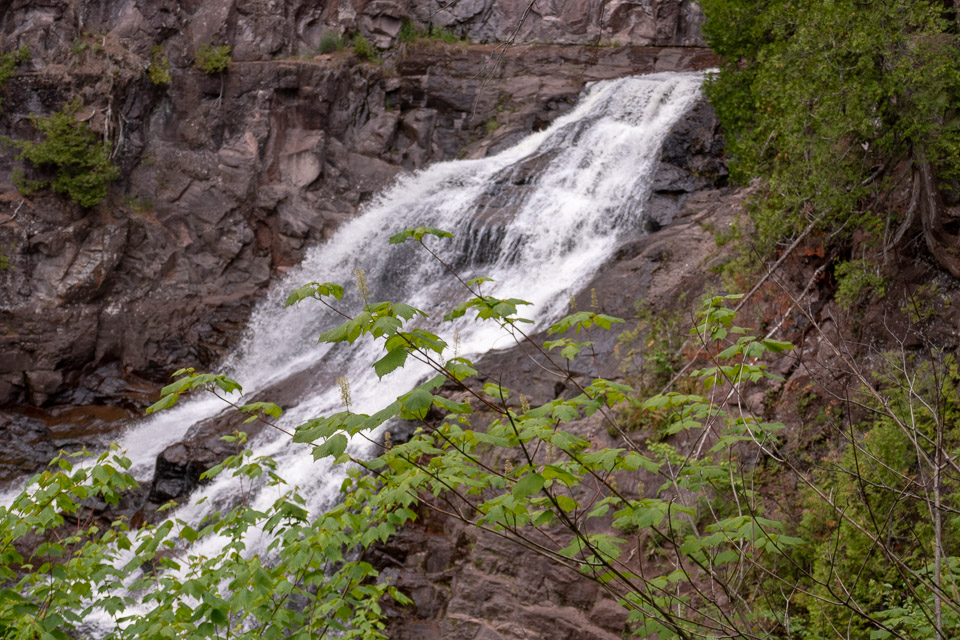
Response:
0,6,718,413
0,1,722,636
0,0,704,67
645,99,727,230
150,409,266,502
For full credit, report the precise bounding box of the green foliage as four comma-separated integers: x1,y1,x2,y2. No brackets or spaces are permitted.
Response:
4,225,959,639
700,0,960,255
0,441,412,639
397,19,422,44
397,20,464,45
793,355,960,638
0,45,29,115
319,30,345,54
834,258,887,310
12,97,119,207
194,42,231,74
147,45,171,85
352,33,378,62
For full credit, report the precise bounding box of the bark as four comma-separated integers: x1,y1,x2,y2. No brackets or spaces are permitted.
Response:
914,148,960,279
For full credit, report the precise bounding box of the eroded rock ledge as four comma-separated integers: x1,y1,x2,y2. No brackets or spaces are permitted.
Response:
0,39,717,480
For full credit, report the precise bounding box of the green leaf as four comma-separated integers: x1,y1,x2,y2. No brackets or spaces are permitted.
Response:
238,402,283,419
433,396,472,414
389,226,454,244
284,282,344,306
374,348,408,379
512,472,544,498
210,608,228,626
593,314,625,329
401,388,434,419
533,510,555,526
483,383,510,401
761,338,794,353
446,358,477,381
312,434,348,460
542,464,579,487
145,393,178,415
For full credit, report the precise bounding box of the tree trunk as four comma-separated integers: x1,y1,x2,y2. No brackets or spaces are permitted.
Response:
914,148,960,279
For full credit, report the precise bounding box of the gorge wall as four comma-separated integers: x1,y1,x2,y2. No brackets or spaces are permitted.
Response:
0,0,715,479
0,3,767,639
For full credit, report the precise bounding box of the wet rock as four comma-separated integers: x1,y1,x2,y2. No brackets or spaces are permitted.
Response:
0,37,718,412
55,221,129,302
151,406,267,502
0,403,137,486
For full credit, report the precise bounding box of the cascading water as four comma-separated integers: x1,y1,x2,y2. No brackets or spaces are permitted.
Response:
7,71,706,627
105,70,705,494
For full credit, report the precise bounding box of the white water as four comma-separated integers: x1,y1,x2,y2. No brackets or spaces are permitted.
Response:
6,71,705,553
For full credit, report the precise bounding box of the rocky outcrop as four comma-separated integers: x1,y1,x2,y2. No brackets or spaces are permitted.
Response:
0,0,704,63
0,32,716,412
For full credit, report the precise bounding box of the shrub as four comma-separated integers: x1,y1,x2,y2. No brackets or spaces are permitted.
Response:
0,45,29,115
319,30,344,54
147,45,171,85
428,26,462,45
194,42,231,74
397,20,464,45
397,19,423,44
352,33,378,62
12,98,119,207
700,0,960,276
834,258,887,310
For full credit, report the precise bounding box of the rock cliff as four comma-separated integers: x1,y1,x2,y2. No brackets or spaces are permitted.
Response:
0,1,720,636
0,0,716,478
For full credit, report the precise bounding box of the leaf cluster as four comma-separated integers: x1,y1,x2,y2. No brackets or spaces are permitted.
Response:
11,97,119,207
352,34,378,62
194,42,231,75
700,0,960,254
0,45,29,116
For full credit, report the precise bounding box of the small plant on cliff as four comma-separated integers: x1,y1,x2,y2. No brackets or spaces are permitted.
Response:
0,244,11,271
319,30,344,54
397,19,423,44
0,45,29,115
834,257,887,310
194,42,231,74
11,97,119,207
397,20,465,45
147,45,172,85
352,33,378,62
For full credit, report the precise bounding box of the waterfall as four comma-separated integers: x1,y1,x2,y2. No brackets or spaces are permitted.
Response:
98,70,704,493
6,72,705,618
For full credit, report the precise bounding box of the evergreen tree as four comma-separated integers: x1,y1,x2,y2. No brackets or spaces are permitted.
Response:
701,0,960,275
